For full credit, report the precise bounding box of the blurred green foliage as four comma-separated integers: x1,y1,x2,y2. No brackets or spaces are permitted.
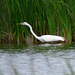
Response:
0,0,75,44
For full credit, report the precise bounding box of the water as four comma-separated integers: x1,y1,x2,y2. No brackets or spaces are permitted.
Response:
0,44,75,75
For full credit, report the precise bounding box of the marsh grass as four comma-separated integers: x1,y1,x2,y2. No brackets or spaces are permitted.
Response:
0,0,75,44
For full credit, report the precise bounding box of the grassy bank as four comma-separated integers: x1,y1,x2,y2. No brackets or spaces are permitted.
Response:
0,0,75,44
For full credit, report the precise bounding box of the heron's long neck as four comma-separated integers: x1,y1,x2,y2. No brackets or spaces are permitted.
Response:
27,24,39,39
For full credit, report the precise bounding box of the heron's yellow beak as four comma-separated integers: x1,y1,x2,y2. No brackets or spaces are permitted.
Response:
16,23,23,25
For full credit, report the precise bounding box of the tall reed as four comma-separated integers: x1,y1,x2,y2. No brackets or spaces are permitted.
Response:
0,0,75,44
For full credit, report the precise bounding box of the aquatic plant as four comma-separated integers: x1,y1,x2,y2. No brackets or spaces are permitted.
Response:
0,0,75,44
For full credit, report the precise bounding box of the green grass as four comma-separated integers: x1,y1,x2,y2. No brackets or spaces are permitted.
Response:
0,0,75,44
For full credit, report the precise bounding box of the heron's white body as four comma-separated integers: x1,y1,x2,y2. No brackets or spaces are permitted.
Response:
18,22,65,42
38,35,64,42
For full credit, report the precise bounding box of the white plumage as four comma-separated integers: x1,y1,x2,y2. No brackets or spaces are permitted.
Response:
39,35,64,42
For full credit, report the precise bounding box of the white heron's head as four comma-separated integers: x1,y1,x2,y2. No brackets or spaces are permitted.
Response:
17,22,29,26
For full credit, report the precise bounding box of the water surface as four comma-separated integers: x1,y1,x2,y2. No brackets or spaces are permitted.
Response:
0,44,75,75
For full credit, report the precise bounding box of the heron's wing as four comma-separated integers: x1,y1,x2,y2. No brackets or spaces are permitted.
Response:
41,35,64,42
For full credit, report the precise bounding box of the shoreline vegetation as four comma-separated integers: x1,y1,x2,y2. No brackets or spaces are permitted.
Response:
0,0,75,44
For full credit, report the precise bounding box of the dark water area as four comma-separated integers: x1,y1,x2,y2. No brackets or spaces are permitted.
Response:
0,43,75,75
